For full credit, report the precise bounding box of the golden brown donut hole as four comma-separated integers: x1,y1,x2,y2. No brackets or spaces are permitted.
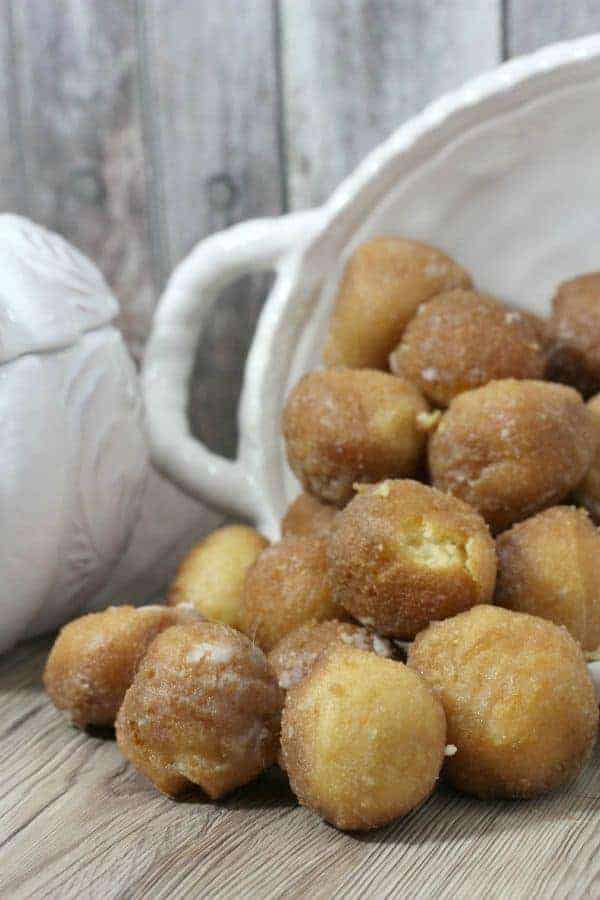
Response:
323,237,472,369
267,619,393,691
238,535,347,652
408,605,598,800
495,506,600,652
281,645,447,830
389,290,545,407
280,493,338,539
167,524,267,628
116,622,283,799
43,604,199,728
327,479,496,640
428,378,596,532
282,367,429,507
546,273,600,397
574,392,600,522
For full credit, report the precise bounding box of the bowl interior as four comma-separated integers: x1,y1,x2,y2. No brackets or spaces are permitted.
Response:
275,71,600,509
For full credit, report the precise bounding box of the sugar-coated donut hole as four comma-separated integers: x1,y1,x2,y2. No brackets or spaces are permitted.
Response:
267,619,393,691
281,493,338,539
282,367,429,507
408,605,598,800
495,506,600,652
389,289,546,407
43,604,200,728
115,622,283,799
281,645,447,830
546,273,600,397
167,524,268,628
323,236,472,369
428,378,596,532
574,392,600,521
327,479,496,639
238,535,348,652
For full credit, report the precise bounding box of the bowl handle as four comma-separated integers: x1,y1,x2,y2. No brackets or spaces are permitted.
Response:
143,209,323,521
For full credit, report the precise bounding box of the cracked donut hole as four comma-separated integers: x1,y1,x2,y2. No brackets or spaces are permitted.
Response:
327,479,497,640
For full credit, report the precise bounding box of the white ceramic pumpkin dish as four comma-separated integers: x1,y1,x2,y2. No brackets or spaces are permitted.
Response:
143,34,600,692
0,215,218,655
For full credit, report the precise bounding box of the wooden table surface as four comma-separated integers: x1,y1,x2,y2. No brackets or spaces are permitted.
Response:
2,635,600,899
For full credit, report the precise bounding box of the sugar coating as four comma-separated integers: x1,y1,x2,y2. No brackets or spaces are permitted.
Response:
429,379,596,532
323,236,471,370
43,604,200,728
390,291,545,408
167,524,267,628
267,619,393,692
372,635,390,657
115,622,283,800
186,642,234,665
281,645,446,831
575,393,600,522
495,505,600,651
281,493,338,539
421,367,439,383
327,479,497,639
408,605,598,800
546,273,600,397
238,535,348,652
282,367,430,507
416,410,442,434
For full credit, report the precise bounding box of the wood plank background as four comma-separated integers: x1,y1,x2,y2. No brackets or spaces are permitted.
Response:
2,0,598,457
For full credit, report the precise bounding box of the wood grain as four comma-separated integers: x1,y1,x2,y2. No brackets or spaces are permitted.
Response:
279,0,502,209
142,0,284,458
505,1,600,56
1,637,600,899
9,0,155,359
0,3,27,215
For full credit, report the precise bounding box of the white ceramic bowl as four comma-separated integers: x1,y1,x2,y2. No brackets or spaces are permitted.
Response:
144,34,600,691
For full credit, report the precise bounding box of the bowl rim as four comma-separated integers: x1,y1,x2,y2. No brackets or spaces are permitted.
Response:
321,32,600,235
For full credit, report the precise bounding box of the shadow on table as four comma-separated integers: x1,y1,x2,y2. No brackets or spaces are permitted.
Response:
0,635,51,692
354,746,600,847
223,765,297,811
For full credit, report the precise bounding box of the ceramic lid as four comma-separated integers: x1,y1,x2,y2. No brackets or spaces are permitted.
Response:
0,214,118,364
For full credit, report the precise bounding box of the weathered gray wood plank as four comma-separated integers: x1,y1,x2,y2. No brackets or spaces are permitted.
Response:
10,0,155,359
2,637,600,899
505,1,600,57
143,0,284,458
279,0,502,210
0,3,27,214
